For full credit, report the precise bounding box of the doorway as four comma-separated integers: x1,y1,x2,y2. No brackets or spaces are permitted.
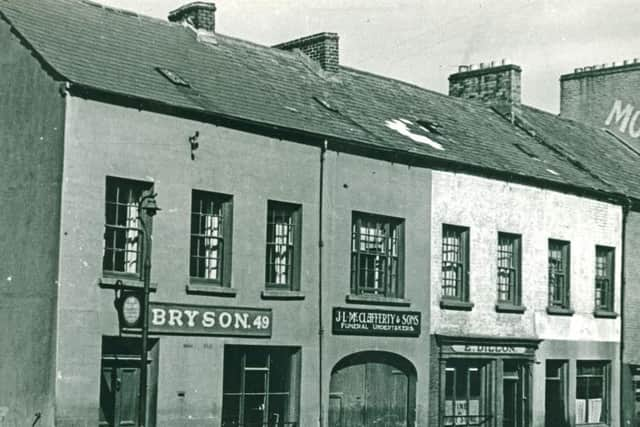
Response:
99,336,158,427
99,361,140,427
502,361,529,427
328,352,416,427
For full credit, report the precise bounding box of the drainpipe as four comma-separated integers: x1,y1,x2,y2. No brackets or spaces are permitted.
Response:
620,197,631,426
318,139,328,427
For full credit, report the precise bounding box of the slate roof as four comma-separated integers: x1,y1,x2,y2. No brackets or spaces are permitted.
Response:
1,0,639,200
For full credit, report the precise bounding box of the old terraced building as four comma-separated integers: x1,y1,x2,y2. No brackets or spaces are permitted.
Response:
1,1,639,426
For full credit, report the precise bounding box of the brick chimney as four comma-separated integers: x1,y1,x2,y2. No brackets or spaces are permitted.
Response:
168,2,216,33
273,33,340,73
449,60,522,116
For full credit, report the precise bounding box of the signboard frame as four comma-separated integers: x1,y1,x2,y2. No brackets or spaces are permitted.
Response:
332,306,421,338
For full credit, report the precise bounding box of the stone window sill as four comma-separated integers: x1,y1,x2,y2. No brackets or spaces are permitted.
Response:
546,306,575,316
261,290,305,300
495,303,526,314
345,294,411,307
440,298,474,311
98,275,157,292
593,309,618,319
186,281,237,297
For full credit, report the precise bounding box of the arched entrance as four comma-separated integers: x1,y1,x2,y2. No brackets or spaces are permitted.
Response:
329,351,416,427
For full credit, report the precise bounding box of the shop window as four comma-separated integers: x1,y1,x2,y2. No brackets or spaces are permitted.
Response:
576,361,609,425
103,176,153,275
548,240,571,311
497,233,522,306
190,190,233,286
442,225,470,301
350,212,404,298
595,246,615,313
222,346,299,427
545,360,568,427
265,201,302,290
444,361,492,426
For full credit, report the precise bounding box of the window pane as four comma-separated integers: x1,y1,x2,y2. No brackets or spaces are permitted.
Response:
245,371,267,394
268,394,291,426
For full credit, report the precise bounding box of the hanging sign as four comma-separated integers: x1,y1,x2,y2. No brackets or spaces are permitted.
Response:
147,302,272,337
332,307,421,337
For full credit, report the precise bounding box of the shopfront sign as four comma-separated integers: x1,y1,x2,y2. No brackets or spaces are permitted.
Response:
148,302,272,337
332,307,421,337
450,344,527,354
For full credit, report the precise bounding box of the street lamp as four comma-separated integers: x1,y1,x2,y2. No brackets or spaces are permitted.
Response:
138,190,160,427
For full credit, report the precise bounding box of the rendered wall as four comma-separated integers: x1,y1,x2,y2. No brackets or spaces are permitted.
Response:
59,97,433,426
0,19,65,427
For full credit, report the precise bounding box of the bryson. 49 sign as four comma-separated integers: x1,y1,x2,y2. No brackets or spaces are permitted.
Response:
146,302,272,337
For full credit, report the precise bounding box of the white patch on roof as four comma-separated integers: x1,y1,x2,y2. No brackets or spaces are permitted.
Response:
546,168,559,176
385,118,444,151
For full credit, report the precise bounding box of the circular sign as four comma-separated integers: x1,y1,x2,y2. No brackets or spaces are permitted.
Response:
121,294,142,327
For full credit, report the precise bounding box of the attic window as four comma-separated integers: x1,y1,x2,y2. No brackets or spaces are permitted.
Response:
416,119,442,135
156,67,190,87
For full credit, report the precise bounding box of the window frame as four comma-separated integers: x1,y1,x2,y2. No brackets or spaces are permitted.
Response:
576,361,610,425
350,211,405,299
102,176,153,278
265,200,302,291
441,224,470,305
548,239,572,314
221,346,300,427
496,232,522,309
594,246,615,314
189,189,233,287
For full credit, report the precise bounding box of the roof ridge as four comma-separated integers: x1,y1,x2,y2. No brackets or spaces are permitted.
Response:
338,65,490,109
78,0,173,26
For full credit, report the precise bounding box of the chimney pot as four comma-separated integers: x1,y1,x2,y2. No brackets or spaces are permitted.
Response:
273,33,340,72
459,65,470,72
169,2,216,33
574,67,583,73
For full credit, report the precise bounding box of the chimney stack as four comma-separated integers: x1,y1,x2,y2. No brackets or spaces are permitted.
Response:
560,59,640,145
273,33,340,73
449,60,522,115
169,2,216,33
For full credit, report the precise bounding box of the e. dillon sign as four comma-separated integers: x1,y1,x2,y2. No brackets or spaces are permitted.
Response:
332,307,421,337
147,302,272,337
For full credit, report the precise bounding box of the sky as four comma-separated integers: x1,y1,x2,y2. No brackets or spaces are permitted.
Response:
97,0,640,114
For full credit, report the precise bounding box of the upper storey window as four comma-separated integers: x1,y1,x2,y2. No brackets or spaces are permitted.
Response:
350,212,404,298
496,232,524,313
103,177,152,276
548,239,572,314
595,246,615,314
265,201,302,291
190,190,233,286
441,225,470,302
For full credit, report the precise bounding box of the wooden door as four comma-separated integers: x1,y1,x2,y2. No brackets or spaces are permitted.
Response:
329,357,409,427
99,363,140,427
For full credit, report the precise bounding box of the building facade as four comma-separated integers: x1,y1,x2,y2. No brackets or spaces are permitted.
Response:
560,61,640,427
428,171,622,427
2,1,640,427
